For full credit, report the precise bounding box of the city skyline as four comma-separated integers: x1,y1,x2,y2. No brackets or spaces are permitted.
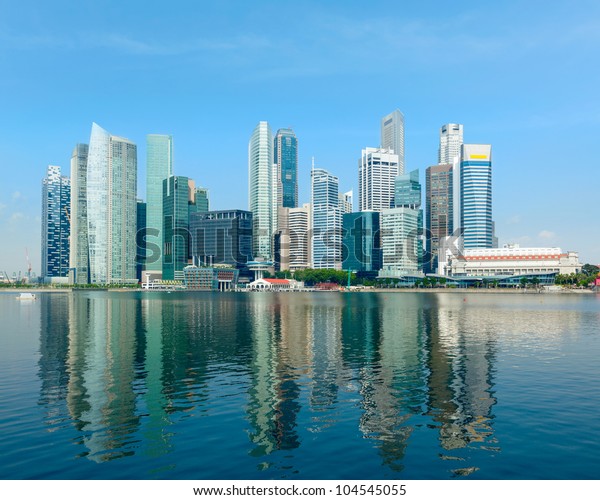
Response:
2,1,600,273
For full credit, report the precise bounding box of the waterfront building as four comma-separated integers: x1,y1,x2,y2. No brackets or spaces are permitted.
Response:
189,209,253,270
426,163,453,273
248,121,275,260
342,211,382,274
379,169,423,278
275,204,311,272
146,134,173,276
247,278,301,291
183,265,239,291
358,147,399,212
274,128,298,209
136,199,146,282
381,109,405,173
444,245,582,285
86,123,138,284
460,144,493,249
69,143,89,284
163,176,195,280
41,165,71,282
312,168,342,270
438,123,463,164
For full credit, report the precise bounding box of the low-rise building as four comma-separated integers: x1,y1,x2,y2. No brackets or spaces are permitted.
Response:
183,265,239,291
247,278,302,291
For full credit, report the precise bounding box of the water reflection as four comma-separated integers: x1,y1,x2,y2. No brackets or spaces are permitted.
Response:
33,291,592,478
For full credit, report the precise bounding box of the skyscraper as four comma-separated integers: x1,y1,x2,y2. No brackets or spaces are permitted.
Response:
136,199,147,282
69,143,89,284
381,110,405,174
146,134,173,275
460,144,493,249
274,128,298,209
162,176,194,280
438,124,464,164
194,187,209,212
342,211,382,274
275,204,311,271
339,190,353,214
311,168,342,270
380,169,423,276
87,123,138,284
358,147,400,212
248,121,275,261
425,164,453,273
41,165,71,282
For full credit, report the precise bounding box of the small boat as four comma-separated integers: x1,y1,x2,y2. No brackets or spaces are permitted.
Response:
16,292,36,300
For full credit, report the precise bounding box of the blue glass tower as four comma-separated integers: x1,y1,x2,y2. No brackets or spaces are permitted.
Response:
342,212,382,273
274,128,298,208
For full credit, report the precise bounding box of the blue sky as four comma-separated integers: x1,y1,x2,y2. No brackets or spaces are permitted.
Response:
1,0,599,275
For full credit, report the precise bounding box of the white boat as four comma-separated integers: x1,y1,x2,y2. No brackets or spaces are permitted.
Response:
16,292,36,300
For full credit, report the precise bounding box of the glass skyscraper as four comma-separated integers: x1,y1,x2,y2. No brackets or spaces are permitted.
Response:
311,168,342,270
460,144,493,249
146,134,173,274
425,163,453,273
342,211,382,273
358,147,399,212
381,109,405,174
162,176,193,280
69,143,89,284
248,121,275,261
438,124,464,164
41,165,71,281
274,128,298,209
87,123,138,284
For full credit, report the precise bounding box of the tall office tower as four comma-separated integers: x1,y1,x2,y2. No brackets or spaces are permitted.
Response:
136,199,147,282
87,123,138,284
460,144,493,249
274,128,298,208
339,190,353,214
425,164,453,273
190,209,253,269
69,143,89,284
438,123,464,164
275,203,311,271
358,147,399,212
342,211,382,274
41,165,71,281
248,121,275,260
381,109,405,173
146,134,173,275
380,169,423,276
195,187,209,212
162,176,195,280
311,168,342,270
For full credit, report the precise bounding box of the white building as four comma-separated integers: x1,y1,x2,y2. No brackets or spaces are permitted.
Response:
339,190,353,214
248,121,276,260
277,203,312,271
446,245,582,277
439,123,464,164
312,168,342,270
358,147,399,212
381,109,405,173
379,207,422,277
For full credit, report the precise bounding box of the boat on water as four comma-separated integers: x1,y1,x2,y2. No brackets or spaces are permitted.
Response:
16,292,36,300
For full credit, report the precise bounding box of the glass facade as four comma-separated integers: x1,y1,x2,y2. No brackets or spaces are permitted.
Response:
87,123,137,284
460,144,493,249
311,168,342,270
136,200,146,282
380,110,405,174
274,128,298,209
425,164,453,273
248,122,274,260
342,211,382,273
162,176,192,280
69,144,89,284
41,165,71,280
146,134,173,272
189,210,253,268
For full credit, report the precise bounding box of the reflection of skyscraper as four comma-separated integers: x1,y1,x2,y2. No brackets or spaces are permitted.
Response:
87,123,138,284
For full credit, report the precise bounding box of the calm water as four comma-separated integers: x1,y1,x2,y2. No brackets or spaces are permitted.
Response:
0,290,599,479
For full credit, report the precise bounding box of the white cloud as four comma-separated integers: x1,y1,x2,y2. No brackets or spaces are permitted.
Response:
539,230,556,239
12,191,24,201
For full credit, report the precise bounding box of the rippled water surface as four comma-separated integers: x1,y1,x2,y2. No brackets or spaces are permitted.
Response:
0,290,599,479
